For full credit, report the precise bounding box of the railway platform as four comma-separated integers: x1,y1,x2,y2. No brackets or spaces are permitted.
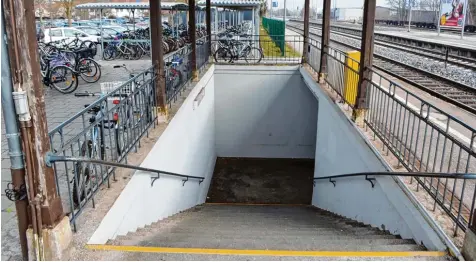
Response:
375,30,476,51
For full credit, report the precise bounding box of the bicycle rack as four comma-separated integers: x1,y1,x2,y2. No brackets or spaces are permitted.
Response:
45,153,205,187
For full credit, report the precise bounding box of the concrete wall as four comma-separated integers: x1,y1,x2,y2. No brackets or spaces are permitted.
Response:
88,66,217,245
300,68,447,251
214,65,318,159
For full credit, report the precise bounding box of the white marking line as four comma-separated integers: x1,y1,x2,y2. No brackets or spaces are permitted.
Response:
374,81,475,151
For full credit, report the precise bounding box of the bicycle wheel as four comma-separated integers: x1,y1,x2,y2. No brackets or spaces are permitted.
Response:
103,46,116,61
78,58,101,83
214,47,232,63
244,47,263,64
131,45,143,60
49,65,79,93
80,40,97,57
72,141,92,208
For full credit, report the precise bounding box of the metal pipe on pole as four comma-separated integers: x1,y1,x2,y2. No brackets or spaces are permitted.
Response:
1,14,29,261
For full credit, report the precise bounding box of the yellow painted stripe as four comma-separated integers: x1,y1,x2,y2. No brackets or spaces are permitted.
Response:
86,245,446,257
204,203,308,207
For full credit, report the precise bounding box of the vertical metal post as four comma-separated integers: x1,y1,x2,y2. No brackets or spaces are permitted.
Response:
150,0,166,113
461,0,468,39
132,9,136,32
215,7,218,33
302,0,310,63
353,0,376,123
318,0,331,80
408,4,412,32
206,0,211,53
1,13,29,260
100,9,104,60
437,0,442,36
284,0,287,24
189,0,198,80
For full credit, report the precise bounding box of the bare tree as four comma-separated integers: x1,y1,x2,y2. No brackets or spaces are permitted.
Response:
386,0,420,21
419,0,439,11
61,0,74,26
35,0,47,23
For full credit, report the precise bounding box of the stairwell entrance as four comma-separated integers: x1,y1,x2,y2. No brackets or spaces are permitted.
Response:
84,65,449,260
207,157,314,204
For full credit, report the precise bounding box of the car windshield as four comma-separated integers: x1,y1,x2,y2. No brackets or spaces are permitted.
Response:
101,28,119,35
82,28,99,35
109,26,127,32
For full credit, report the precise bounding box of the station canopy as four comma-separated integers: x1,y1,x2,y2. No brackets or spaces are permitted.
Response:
75,2,191,11
197,0,263,7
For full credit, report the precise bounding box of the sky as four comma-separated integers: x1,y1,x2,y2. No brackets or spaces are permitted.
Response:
269,0,389,11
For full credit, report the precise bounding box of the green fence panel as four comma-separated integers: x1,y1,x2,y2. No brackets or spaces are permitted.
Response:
262,17,285,56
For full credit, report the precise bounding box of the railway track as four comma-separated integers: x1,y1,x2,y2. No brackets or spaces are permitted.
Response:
287,23,476,115
292,20,476,61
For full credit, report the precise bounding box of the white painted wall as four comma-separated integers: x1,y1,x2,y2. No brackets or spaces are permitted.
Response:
300,68,447,251
214,65,318,159
88,66,217,245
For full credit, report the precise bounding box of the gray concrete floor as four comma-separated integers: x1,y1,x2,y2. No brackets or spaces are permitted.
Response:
1,58,152,261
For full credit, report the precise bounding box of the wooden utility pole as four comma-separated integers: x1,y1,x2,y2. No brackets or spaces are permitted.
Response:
318,0,331,81
3,0,64,226
3,0,66,259
353,0,376,123
150,0,167,114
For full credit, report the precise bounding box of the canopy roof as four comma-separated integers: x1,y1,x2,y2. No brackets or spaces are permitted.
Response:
197,0,263,7
75,2,191,11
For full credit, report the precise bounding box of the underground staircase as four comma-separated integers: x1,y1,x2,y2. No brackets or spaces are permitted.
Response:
102,204,448,260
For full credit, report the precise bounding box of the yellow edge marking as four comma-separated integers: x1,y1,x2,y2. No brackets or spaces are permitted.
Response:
86,245,446,257
204,203,308,207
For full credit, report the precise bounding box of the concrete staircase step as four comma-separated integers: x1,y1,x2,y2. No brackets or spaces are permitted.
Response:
105,204,442,259
114,238,426,252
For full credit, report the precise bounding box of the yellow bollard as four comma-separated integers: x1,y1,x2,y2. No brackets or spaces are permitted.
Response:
344,51,360,107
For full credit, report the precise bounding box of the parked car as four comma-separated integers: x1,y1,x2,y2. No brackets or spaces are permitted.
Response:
71,21,97,27
74,26,115,39
103,25,128,33
43,27,100,44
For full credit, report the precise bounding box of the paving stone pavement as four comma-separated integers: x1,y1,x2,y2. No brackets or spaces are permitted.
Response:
1,59,152,260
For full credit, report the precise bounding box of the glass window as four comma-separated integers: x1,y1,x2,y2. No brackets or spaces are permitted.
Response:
83,28,98,35
63,29,76,37
49,29,62,37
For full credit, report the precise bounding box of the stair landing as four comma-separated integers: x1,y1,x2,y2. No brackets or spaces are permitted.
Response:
88,204,450,260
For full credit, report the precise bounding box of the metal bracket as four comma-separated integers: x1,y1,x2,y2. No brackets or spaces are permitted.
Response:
329,177,336,187
313,180,316,187
365,175,376,188
151,174,160,187
182,177,189,186
45,152,62,167
199,179,203,185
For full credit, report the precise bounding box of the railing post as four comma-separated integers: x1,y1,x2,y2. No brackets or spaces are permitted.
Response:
206,0,211,56
302,0,310,64
352,0,376,125
150,0,167,117
318,0,331,82
189,0,198,80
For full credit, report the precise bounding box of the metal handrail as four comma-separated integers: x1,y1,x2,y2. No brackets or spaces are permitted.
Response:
314,172,476,182
45,154,205,186
315,172,476,188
